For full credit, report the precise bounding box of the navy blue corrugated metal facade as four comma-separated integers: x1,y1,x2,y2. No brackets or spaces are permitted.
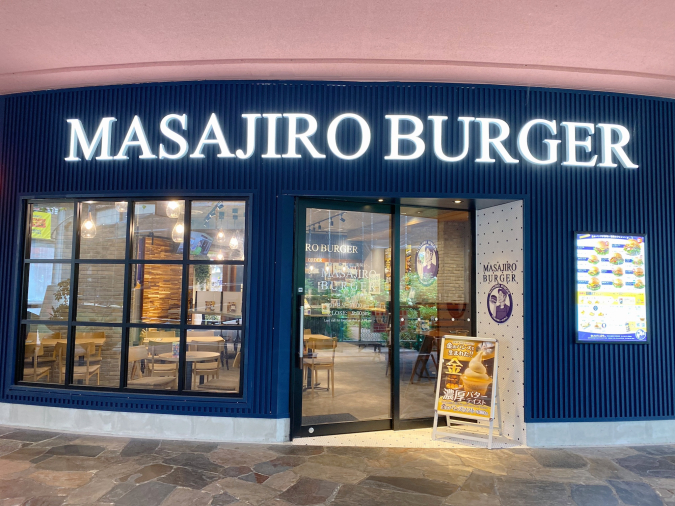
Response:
0,81,673,423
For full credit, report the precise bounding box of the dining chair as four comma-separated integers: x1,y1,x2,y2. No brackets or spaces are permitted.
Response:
303,337,337,397
146,340,178,388
23,344,51,382
127,345,176,389
26,331,60,371
409,335,438,383
75,331,106,363
192,357,219,387
55,342,101,385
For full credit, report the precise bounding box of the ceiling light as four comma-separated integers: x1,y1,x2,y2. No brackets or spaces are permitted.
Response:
378,199,384,202
115,201,128,213
454,200,462,204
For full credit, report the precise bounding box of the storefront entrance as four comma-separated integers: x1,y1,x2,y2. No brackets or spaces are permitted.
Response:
291,199,474,437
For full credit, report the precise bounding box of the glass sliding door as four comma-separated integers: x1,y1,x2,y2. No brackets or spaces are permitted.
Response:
294,202,392,436
398,207,473,420
292,200,474,437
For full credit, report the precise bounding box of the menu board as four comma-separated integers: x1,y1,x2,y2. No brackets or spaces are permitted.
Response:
435,337,498,420
575,233,648,343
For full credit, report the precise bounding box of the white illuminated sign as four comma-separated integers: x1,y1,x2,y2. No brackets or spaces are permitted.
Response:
65,113,639,168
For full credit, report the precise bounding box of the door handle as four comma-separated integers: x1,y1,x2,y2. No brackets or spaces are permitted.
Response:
297,293,304,368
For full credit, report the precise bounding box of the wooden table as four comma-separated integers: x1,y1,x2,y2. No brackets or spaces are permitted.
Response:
26,337,106,346
144,336,225,343
157,351,221,390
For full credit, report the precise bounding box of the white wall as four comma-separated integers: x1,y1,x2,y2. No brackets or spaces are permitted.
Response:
475,201,526,444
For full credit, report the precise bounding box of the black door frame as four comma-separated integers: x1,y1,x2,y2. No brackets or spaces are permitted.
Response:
290,198,476,439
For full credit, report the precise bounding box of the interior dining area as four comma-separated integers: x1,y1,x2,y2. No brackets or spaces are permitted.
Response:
299,204,473,429
20,198,246,394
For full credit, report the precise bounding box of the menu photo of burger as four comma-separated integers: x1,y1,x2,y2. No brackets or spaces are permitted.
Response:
609,253,624,265
613,278,624,289
633,267,645,278
623,239,641,256
634,279,645,289
588,266,600,276
612,266,624,277
588,255,600,265
633,256,644,266
587,277,601,291
594,241,610,255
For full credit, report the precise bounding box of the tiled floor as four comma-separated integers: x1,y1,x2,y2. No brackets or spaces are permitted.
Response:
0,425,673,505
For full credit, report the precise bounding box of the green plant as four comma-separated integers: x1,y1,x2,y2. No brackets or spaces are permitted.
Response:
400,271,438,305
50,279,70,320
418,305,438,321
194,264,210,289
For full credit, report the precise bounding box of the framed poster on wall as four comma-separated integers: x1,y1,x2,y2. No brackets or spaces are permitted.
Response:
575,233,648,343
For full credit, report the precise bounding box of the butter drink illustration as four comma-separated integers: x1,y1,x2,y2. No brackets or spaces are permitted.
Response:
461,351,492,395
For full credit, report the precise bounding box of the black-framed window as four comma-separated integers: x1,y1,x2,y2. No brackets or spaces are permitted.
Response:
17,198,247,396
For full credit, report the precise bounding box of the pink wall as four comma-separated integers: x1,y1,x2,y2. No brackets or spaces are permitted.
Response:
2,1,674,97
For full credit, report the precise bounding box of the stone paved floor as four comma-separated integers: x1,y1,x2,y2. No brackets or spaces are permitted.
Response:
0,425,673,505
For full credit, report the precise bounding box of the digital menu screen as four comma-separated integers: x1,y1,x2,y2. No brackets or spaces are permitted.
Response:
576,233,647,343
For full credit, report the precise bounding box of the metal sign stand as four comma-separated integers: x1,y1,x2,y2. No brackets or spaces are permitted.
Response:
432,336,502,449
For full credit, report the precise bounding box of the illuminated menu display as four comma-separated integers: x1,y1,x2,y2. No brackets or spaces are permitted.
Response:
576,233,647,343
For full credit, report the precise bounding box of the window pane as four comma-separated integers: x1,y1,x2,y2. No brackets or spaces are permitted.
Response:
28,203,74,259
185,329,240,393
78,202,128,259
25,263,71,320
302,208,392,424
399,207,473,420
132,200,185,261
127,327,179,391
130,264,183,324
187,265,243,325
190,201,245,260
77,264,125,323
20,324,66,385
73,326,122,388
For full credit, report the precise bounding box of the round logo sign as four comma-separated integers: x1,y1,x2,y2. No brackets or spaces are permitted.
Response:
415,240,439,286
487,283,513,323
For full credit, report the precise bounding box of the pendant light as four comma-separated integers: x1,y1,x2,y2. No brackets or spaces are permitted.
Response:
216,210,226,244
216,250,224,260
229,208,241,250
115,201,128,213
166,201,181,219
172,219,184,243
229,232,239,250
81,206,97,239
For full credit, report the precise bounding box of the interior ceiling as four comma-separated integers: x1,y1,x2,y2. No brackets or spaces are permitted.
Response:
1,1,674,98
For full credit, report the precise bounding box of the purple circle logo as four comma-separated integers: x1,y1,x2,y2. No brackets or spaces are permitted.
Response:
415,240,439,286
487,283,513,323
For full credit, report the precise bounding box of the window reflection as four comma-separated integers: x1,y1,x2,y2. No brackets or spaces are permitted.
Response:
399,207,473,420
72,326,122,388
187,265,243,325
26,263,71,320
127,327,179,391
130,264,183,324
20,324,66,384
132,201,185,261
185,329,240,393
79,202,127,259
77,264,125,323
28,203,74,260
190,201,245,260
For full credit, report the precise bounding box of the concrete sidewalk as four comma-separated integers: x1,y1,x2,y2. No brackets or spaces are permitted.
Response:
0,425,672,505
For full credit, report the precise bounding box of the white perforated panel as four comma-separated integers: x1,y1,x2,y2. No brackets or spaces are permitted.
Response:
476,202,526,444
